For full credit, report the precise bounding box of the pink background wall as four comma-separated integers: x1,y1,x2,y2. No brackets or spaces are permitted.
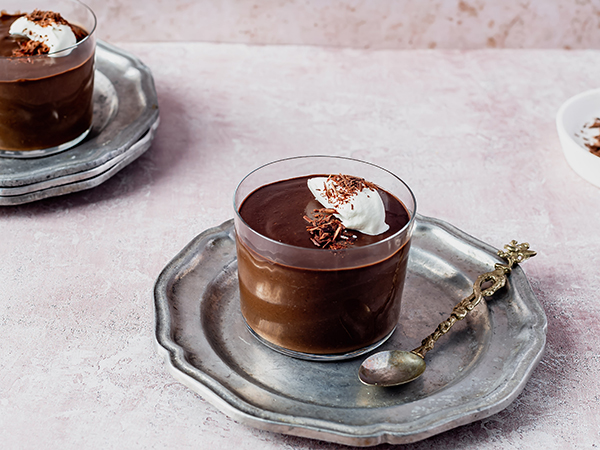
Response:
86,0,600,49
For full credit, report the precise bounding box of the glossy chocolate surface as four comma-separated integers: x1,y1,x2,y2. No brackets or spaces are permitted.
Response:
0,13,94,151
237,175,411,355
239,175,409,248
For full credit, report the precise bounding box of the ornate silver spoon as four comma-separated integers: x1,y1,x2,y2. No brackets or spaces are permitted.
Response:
358,241,537,387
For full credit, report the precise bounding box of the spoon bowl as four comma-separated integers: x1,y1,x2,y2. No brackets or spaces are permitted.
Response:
358,350,425,386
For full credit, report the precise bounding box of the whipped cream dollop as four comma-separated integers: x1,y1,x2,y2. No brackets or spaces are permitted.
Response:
10,14,76,56
307,175,389,236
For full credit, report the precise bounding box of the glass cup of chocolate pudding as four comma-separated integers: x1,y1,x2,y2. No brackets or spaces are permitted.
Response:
234,156,417,361
0,0,96,157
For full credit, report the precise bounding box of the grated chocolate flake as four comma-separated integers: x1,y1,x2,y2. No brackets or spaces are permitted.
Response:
321,174,378,206
304,208,357,250
11,10,85,57
582,118,600,157
26,10,87,40
12,39,49,56
25,10,70,27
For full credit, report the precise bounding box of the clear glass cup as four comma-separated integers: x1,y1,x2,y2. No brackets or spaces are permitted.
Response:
234,155,417,361
0,0,96,157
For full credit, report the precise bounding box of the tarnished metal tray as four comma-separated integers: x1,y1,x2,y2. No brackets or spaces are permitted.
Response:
153,216,547,446
0,41,159,205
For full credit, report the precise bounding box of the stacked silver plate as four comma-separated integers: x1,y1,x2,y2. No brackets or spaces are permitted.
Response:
0,41,159,206
153,216,547,446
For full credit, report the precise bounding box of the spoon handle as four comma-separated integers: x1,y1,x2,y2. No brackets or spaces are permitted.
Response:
411,241,536,358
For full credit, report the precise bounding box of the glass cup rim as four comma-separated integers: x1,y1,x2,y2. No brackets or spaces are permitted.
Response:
0,0,97,60
233,155,417,255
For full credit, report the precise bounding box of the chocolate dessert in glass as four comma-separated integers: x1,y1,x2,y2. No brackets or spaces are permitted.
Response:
0,0,96,157
234,156,416,360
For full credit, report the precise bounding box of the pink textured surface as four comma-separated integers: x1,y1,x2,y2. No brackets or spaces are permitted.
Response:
85,0,600,49
1,42,600,448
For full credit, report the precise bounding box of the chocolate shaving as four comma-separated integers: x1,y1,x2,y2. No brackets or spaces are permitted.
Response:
303,174,380,249
581,118,600,157
304,208,357,250
25,9,70,27
27,10,86,40
12,39,49,57
321,174,379,206
11,10,85,57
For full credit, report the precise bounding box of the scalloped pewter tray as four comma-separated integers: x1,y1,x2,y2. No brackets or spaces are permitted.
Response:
0,40,159,205
153,215,547,446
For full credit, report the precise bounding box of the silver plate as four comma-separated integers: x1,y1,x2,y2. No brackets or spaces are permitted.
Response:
0,119,158,205
0,41,159,204
153,216,547,446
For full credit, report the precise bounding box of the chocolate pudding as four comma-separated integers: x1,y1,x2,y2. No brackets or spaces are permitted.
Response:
0,6,95,153
236,174,412,356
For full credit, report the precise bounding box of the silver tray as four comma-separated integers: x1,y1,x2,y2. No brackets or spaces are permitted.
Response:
153,216,547,446
0,120,158,205
0,41,159,205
